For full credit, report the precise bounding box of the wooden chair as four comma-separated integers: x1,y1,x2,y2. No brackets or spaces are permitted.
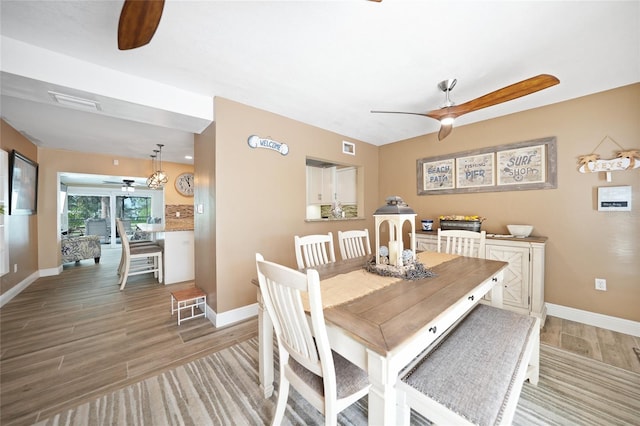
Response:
116,219,163,290
255,253,370,425
437,228,487,258
337,229,371,260
294,232,336,269
116,219,159,275
118,219,133,239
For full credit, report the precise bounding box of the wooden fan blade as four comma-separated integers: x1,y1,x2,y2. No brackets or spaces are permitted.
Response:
118,0,165,50
371,110,429,117
438,122,454,141
426,74,559,121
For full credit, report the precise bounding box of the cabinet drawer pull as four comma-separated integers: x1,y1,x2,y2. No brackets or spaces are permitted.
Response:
429,326,437,334
468,295,475,301
492,277,498,282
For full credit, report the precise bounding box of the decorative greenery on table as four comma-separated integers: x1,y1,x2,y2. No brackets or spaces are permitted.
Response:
364,256,436,281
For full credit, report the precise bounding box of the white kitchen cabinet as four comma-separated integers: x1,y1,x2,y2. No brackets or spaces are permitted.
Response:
336,167,357,204
306,166,335,204
414,231,547,323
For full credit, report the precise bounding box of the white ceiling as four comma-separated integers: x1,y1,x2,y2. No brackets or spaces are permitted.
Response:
1,1,639,167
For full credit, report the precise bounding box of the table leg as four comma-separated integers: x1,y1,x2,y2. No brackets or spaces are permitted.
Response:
258,291,274,398
366,349,400,425
396,386,411,426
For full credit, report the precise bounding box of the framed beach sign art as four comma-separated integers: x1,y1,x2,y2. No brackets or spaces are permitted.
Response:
420,158,455,192
417,136,557,195
497,144,546,186
456,152,494,189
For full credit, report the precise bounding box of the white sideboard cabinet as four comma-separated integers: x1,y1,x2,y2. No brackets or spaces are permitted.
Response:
415,231,547,324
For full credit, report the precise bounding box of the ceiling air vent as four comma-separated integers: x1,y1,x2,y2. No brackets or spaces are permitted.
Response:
48,91,101,111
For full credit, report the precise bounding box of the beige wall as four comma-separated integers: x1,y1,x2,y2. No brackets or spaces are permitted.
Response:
3,84,638,324
379,83,640,322
202,97,379,313
194,120,217,308
1,121,39,293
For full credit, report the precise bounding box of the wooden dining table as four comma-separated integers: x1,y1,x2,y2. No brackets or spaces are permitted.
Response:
256,251,508,425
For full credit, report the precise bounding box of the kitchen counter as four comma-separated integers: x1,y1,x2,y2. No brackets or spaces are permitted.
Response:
136,224,194,284
137,223,194,232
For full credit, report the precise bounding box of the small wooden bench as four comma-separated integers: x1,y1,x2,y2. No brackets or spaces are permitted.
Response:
170,287,207,325
397,304,539,426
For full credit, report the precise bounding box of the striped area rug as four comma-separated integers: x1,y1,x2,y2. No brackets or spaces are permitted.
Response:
36,338,640,426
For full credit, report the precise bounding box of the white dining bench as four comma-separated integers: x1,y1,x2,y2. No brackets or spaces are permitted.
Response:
397,303,540,426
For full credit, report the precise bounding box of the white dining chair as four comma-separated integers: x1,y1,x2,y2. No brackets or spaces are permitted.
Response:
116,219,163,290
255,253,370,425
437,228,486,258
294,232,336,269
337,229,371,260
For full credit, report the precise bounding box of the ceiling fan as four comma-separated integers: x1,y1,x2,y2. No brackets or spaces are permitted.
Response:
372,74,560,141
103,179,140,192
103,178,138,185
118,0,165,50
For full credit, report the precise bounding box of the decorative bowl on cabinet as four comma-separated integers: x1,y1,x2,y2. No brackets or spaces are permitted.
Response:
507,225,533,238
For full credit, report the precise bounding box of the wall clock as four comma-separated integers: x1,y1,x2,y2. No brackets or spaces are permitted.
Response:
175,172,194,197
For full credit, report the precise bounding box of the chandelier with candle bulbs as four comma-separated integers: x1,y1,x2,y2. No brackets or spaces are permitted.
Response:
147,144,168,189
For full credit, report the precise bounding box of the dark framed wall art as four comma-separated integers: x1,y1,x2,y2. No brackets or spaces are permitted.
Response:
417,136,557,195
9,150,38,215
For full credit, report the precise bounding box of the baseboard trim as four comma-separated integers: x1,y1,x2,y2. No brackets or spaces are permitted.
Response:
207,303,258,328
40,266,63,277
0,271,39,308
546,303,640,337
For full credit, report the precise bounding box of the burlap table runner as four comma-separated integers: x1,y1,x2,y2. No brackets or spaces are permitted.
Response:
302,251,459,310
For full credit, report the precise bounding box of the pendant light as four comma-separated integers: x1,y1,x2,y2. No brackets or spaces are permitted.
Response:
147,144,168,188
147,153,160,189
155,144,168,185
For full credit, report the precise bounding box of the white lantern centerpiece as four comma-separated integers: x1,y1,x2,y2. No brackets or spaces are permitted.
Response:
373,196,417,267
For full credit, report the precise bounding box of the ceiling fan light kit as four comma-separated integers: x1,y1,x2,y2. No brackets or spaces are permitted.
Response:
121,179,135,192
372,74,559,141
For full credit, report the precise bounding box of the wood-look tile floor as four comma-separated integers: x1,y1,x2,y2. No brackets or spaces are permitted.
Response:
0,247,257,426
540,314,640,374
1,247,639,425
